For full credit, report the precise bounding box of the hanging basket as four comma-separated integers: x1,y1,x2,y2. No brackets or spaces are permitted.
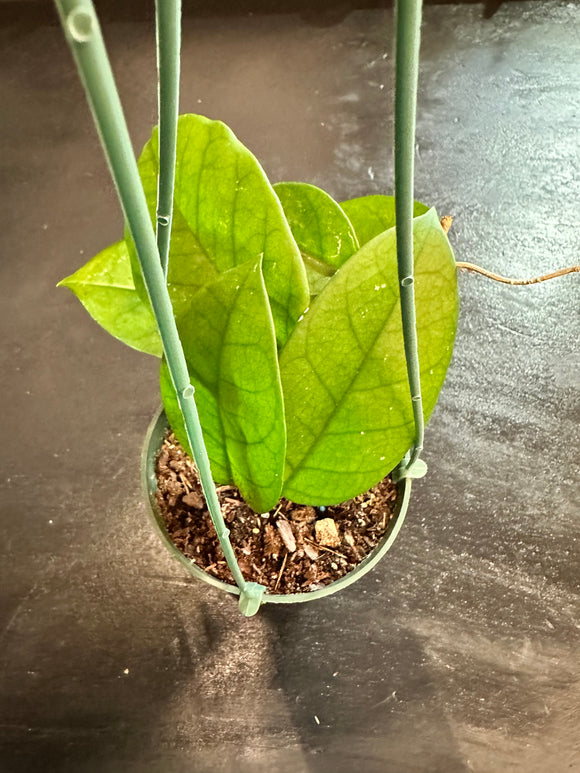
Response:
142,406,412,609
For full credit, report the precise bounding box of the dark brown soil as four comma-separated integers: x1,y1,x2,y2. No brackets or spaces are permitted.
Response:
155,432,399,595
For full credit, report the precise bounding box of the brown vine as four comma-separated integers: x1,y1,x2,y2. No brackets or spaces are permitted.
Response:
440,216,579,285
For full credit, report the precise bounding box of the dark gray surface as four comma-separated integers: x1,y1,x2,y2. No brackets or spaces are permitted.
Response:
1,2,579,772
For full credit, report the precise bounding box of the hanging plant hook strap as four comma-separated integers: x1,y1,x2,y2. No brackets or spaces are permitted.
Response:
392,0,427,483
155,0,180,278
54,0,264,615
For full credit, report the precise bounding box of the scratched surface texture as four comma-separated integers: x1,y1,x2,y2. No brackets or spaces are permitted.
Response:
0,1,578,772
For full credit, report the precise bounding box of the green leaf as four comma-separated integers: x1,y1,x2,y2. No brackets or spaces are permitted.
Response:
341,194,429,247
58,240,162,357
130,114,309,345
274,181,359,297
280,208,458,505
160,259,286,512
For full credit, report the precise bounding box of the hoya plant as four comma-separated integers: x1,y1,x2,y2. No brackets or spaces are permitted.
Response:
55,0,577,615
60,112,458,513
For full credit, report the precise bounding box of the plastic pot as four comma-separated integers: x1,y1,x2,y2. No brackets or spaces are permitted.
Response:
142,407,412,609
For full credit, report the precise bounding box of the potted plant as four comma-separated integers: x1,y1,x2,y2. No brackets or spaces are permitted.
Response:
54,0,576,616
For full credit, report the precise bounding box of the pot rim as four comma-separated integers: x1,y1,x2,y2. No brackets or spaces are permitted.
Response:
142,406,412,604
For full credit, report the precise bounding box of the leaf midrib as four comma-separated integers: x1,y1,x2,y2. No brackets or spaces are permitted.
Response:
61,279,135,291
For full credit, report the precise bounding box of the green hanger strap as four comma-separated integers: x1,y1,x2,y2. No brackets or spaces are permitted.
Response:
394,0,425,475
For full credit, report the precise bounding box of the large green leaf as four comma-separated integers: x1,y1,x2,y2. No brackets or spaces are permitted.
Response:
58,240,162,357
274,181,359,297
130,114,309,345
160,259,286,512
341,194,429,247
280,208,458,505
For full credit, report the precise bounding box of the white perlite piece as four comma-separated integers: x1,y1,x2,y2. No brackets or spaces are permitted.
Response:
182,491,204,509
315,518,341,547
304,542,319,561
276,519,296,552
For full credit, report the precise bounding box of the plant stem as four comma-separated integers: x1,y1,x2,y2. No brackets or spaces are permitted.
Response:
456,262,580,285
54,0,255,599
155,0,181,278
394,0,424,469
442,217,579,285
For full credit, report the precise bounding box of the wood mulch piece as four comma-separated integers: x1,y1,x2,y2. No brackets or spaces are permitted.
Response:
154,432,399,595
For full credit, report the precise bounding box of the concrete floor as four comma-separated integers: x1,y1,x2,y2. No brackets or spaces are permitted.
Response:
1,2,578,771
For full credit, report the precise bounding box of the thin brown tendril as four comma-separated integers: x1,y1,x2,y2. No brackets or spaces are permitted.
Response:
440,217,579,285
455,262,580,285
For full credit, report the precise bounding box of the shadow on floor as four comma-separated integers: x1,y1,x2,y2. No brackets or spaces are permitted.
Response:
263,599,470,773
